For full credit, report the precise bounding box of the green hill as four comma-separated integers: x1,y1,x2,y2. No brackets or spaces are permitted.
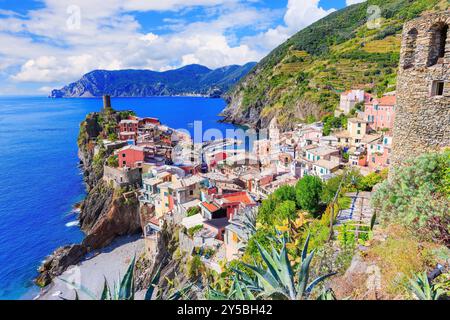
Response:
222,0,449,130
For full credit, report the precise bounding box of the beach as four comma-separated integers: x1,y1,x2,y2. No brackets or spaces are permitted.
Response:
37,235,144,300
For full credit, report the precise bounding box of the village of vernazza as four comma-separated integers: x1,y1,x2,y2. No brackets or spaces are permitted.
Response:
0,0,448,308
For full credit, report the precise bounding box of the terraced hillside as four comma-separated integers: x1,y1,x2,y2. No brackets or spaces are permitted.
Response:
222,0,449,130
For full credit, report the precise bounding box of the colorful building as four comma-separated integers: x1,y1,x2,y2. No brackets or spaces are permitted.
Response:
364,95,396,132
116,145,146,168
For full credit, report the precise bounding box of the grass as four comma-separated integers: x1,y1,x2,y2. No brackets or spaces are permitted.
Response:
365,225,438,296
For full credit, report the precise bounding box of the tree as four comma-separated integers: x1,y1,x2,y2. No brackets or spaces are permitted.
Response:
296,176,323,214
274,200,297,221
273,185,297,202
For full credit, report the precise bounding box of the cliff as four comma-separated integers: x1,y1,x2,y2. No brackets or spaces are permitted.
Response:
50,63,256,98
222,0,449,130
36,107,142,287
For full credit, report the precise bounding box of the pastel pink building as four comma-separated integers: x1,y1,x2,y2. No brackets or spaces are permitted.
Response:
117,145,146,168
367,135,393,170
364,95,396,132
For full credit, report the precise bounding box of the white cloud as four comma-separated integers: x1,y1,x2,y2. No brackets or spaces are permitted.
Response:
242,0,336,52
346,0,367,6
0,0,339,92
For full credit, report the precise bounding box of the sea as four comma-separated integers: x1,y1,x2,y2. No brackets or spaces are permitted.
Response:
0,96,237,300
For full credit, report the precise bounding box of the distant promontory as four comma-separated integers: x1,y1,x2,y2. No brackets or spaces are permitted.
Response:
50,63,256,99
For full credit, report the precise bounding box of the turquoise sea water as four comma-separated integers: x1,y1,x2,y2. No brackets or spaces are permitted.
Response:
0,96,235,300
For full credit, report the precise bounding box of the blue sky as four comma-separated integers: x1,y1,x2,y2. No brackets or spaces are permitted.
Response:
0,0,365,95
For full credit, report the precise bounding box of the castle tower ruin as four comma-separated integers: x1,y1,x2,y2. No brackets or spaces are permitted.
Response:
102,95,112,112
392,11,450,166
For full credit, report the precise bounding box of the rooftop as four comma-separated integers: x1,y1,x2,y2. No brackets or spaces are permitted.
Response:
314,159,340,170
204,217,230,230
200,202,221,213
218,191,255,206
307,146,338,156
120,120,139,124
348,118,367,124
375,95,396,106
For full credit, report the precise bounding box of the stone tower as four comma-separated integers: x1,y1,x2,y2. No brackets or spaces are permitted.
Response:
102,95,112,112
392,11,450,167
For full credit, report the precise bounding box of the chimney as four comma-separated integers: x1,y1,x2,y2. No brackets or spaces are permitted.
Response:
103,95,112,110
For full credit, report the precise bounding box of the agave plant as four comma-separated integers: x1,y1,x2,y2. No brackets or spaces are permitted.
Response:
61,257,192,300
409,272,444,300
240,234,336,300
206,275,256,300
236,207,258,253
317,288,337,300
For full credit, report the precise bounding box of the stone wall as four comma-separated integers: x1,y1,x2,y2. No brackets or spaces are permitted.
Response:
103,165,142,188
392,11,450,167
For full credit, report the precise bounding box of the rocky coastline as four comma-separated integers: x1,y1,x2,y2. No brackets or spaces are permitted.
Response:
35,107,142,288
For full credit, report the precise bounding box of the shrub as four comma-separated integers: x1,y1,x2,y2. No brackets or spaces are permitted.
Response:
187,225,203,237
372,151,449,244
296,175,323,215
357,169,388,191
186,255,205,280
186,206,200,217
107,155,119,168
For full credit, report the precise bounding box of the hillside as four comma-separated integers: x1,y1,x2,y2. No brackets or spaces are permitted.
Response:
50,63,256,98
222,0,449,130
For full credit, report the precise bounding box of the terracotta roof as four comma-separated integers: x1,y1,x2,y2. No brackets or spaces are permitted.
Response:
377,95,396,106
201,202,221,212
220,192,255,206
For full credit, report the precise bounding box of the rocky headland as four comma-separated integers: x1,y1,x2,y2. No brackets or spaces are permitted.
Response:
36,106,142,287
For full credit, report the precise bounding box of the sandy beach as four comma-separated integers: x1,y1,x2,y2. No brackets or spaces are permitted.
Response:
37,235,144,300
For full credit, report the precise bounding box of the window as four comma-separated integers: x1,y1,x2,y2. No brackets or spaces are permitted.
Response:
432,81,445,96
428,23,448,66
122,153,126,158
357,130,361,135
404,28,418,69
122,161,126,165
189,190,194,196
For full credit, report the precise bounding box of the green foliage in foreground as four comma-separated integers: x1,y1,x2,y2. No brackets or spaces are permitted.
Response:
295,176,323,215
209,235,336,300
372,150,450,244
409,272,445,300
62,258,192,300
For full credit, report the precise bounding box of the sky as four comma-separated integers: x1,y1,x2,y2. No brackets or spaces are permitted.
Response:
0,0,366,95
